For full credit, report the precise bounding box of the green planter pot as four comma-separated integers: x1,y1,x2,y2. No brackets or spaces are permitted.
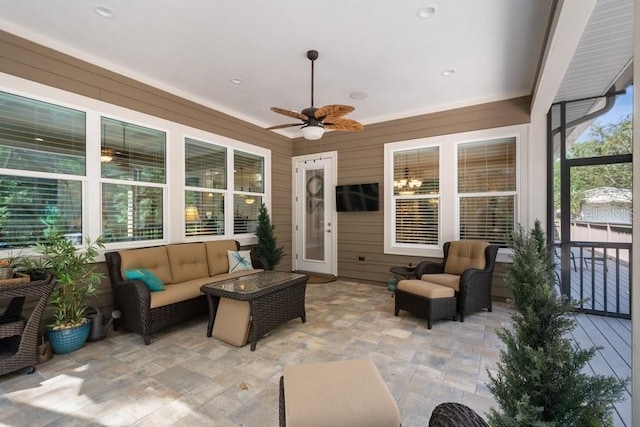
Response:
47,321,91,354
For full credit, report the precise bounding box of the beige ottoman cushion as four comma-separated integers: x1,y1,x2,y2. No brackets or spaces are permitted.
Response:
212,298,251,346
283,359,400,427
398,279,455,298
417,273,460,291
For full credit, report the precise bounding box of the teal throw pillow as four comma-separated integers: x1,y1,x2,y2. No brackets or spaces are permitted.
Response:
124,268,165,291
227,250,254,273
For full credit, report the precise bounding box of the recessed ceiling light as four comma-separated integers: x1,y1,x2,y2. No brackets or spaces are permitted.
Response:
34,137,44,142
94,4,115,19
230,77,243,85
417,6,436,19
441,69,455,77
349,91,368,100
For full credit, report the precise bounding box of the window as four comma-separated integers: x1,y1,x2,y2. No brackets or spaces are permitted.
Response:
0,91,85,248
233,151,264,234
392,147,440,245
457,138,516,246
385,125,525,257
184,138,227,237
0,81,271,254
101,118,166,243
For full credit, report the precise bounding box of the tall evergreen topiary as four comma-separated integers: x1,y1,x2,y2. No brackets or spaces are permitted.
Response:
487,219,627,426
253,203,284,270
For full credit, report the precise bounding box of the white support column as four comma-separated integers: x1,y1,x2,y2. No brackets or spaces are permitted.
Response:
528,0,598,230
632,1,639,426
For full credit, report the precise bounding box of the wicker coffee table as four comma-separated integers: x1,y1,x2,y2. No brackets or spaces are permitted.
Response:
201,271,308,351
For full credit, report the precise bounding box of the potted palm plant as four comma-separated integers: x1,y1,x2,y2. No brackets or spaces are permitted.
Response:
32,228,105,354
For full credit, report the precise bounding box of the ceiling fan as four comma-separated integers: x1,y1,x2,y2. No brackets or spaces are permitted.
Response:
266,50,363,140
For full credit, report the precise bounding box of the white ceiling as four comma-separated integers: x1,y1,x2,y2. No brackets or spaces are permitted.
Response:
0,0,555,138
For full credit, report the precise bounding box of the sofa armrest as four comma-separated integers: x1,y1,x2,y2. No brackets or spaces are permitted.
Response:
415,260,445,277
105,251,152,323
250,250,270,271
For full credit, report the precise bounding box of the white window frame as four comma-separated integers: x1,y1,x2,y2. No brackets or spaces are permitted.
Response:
0,72,271,258
385,124,528,260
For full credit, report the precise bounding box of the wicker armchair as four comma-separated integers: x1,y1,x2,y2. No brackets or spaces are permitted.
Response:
412,241,498,321
429,402,489,426
0,275,55,376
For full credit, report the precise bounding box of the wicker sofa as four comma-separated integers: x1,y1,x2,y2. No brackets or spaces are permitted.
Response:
105,240,266,344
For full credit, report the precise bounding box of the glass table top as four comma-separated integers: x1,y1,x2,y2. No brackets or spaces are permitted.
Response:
202,271,306,295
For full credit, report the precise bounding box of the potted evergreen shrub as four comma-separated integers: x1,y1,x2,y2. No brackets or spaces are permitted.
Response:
487,220,627,426
31,228,105,354
252,203,284,270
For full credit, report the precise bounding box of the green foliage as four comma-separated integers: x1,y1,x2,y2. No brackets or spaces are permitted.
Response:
31,227,105,328
553,114,632,214
487,220,627,426
252,203,284,269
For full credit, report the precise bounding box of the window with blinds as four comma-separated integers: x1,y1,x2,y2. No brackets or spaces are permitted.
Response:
185,138,227,237
0,91,86,176
457,137,516,246
234,151,264,235
101,118,166,243
0,91,85,248
393,146,440,245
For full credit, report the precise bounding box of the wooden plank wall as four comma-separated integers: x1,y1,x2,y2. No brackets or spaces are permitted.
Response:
1,29,529,323
0,30,294,320
292,97,531,300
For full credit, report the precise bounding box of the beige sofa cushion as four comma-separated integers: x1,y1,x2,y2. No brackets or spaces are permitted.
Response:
149,271,260,309
150,281,204,309
444,240,489,275
418,273,461,291
398,279,455,298
166,243,209,283
283,359,400,427
205,240,239,276
119,246,173,284
212,298,251,346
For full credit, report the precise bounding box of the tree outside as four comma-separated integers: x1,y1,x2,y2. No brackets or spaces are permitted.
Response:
554,113,632,218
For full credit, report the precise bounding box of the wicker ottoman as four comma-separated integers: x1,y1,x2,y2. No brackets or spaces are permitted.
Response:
279,359,400,427
394,279,457,329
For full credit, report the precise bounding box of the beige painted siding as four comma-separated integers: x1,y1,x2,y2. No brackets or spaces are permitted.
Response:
1,30,526,321
292,97,531,299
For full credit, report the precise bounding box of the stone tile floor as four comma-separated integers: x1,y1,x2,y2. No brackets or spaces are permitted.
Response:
0,280,511,426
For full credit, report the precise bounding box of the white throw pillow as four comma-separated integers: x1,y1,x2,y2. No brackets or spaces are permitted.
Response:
228,250,254,273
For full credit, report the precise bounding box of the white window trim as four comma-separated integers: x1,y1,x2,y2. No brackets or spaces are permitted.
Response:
384,124,528,261
0,72,271,256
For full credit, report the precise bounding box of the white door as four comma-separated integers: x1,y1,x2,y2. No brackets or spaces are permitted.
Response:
293,152,337,276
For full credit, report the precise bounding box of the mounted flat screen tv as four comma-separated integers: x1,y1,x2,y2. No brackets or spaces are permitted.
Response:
335,183,379,212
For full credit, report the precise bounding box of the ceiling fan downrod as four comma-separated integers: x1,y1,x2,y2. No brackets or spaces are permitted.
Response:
307,50,318,107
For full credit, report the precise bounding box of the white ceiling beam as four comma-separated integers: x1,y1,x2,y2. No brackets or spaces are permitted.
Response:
530,0,598,116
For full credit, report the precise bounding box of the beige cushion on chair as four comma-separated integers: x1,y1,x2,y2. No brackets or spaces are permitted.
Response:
444,240,489,275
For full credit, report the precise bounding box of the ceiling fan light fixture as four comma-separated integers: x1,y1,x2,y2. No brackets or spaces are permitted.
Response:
301,125,325,140
100,151,113,163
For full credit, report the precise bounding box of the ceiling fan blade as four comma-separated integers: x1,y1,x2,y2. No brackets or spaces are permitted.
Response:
314,104,355,120
271,107,308,121
265,123,302,130
324,118,364,132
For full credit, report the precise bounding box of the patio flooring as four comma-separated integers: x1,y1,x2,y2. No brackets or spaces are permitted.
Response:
0,279,631,426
